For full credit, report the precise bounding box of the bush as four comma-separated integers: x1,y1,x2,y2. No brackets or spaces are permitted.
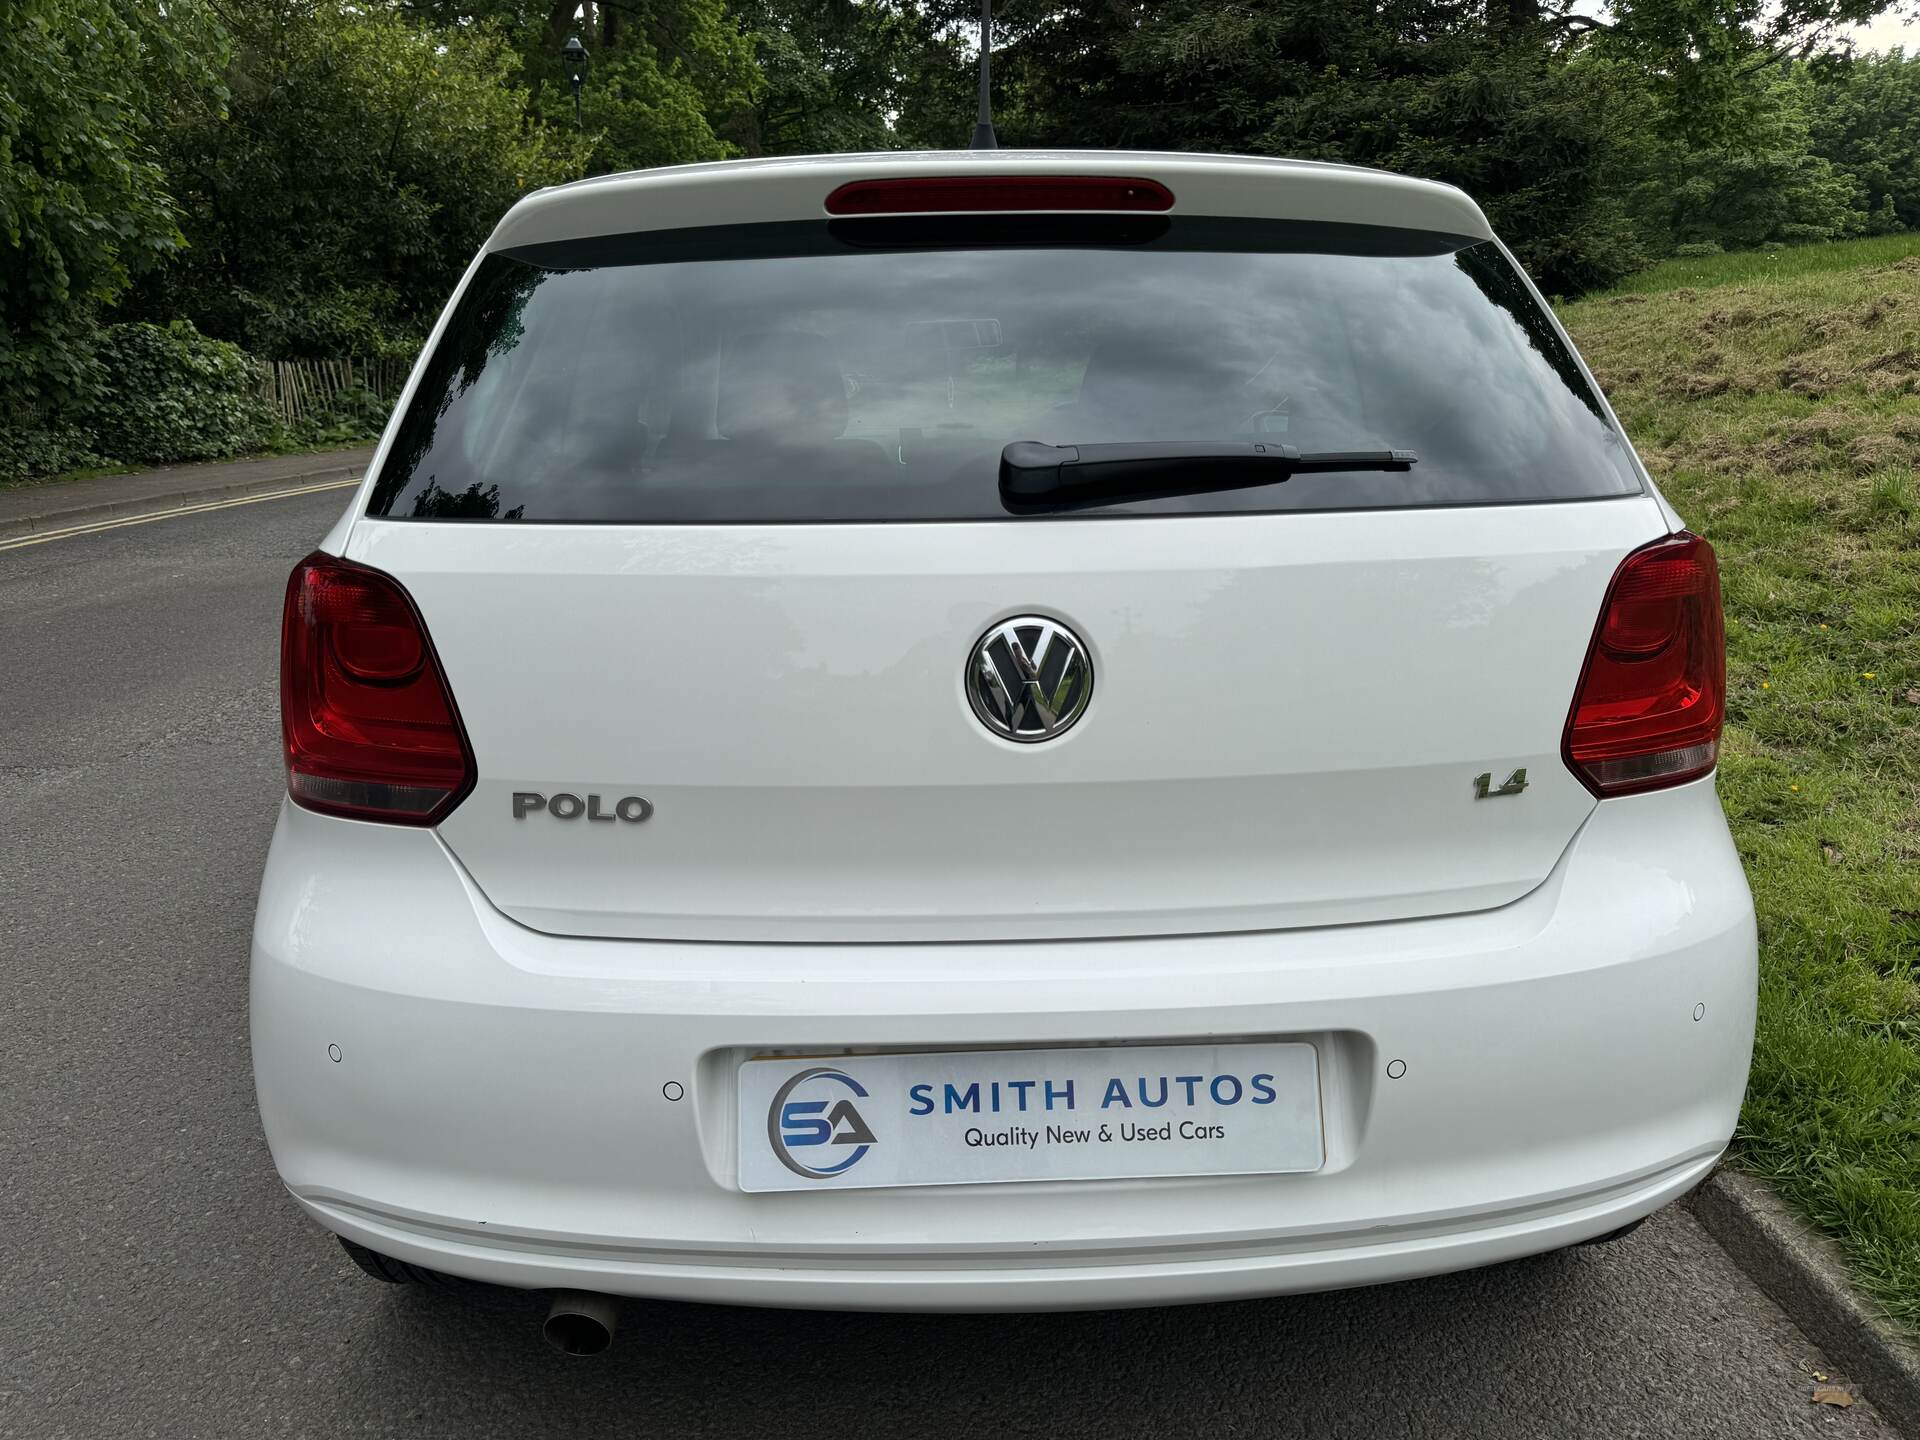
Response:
0,416,99,483
288,381,393,448
1673,241,1725,257
89,322,276,465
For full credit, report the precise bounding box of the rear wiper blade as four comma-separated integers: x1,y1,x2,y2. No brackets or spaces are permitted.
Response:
999,440,1417,510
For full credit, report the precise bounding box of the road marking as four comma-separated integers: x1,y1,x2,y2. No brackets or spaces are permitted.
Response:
0,477,361,552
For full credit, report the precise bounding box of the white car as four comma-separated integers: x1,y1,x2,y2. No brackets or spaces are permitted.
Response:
252,150,1756,1352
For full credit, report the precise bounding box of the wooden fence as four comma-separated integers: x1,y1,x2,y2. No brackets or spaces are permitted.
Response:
257,356,414,427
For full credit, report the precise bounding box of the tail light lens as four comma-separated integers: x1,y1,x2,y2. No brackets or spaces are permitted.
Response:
1563,532,1725,797
280,552,475,824
824,176,1174,215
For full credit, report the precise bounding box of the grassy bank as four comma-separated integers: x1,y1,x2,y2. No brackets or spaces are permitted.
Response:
1561,254,1920,1331
1606,233,1920,297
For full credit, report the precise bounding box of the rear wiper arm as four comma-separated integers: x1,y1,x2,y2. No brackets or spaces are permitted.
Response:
999,440,1417,509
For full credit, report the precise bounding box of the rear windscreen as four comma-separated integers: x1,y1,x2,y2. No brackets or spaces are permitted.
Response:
367,217,1640,523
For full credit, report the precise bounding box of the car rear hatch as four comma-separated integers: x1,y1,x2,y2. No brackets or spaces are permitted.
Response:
342,156,1668,943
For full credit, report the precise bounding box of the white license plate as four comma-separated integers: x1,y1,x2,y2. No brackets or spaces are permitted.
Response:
736,1042,1322,1193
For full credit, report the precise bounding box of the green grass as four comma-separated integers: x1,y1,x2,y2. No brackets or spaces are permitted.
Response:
1561,251,1920,1334
1607,232,1920,297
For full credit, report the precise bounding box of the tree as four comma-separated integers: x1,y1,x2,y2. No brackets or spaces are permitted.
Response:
128,3,590,358
1619,60,1862,253
0,0,226,406
1807,49,1920,231
727,0,959,155
1493,0,1903,137
400,0,758,174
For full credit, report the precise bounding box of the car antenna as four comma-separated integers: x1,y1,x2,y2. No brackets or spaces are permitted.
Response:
970,0,997,150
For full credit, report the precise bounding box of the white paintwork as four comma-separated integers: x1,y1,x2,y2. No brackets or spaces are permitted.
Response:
487,150,1494,254
350,496,1666,942
252,778,1755,1309
251,152,1757,1307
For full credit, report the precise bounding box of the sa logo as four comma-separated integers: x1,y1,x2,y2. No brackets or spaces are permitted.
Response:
767,1067,879,1179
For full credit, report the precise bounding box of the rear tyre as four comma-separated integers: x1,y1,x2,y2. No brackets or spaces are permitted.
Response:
336,1235,466,1287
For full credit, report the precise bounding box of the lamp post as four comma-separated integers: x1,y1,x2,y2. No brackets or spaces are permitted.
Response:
561,35,589,128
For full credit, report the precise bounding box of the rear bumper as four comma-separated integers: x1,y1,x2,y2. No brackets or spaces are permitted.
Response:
250,782,1756,1311
297,1151,1718,1310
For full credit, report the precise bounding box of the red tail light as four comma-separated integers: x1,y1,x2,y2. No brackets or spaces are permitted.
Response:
1563,533,1725,797
280,552,475,824
825,176,1174,216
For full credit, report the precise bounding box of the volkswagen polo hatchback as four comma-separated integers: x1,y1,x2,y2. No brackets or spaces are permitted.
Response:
251,151,1756,1340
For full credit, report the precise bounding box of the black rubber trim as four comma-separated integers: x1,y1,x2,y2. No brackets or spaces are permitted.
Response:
336,1235,467,1287
495,215,1482,271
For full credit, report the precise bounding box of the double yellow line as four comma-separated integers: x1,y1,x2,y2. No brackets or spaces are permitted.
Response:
0,476,361,553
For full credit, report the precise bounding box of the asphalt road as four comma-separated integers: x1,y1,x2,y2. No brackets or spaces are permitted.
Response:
0,489,1900,1439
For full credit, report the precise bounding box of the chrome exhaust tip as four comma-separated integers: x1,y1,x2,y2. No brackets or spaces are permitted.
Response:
542,1290,620,1355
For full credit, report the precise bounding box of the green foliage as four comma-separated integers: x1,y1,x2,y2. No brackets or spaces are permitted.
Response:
126,3,588,360
405,0,756,174
1617,62,1862,256
540,36,743,171
0,0,226,407
88,321,275,465
1,319,295,480
287,382,391,449
1807,49,1920,232
1591,0,1900,136
0,415,100,484
730,0,955,154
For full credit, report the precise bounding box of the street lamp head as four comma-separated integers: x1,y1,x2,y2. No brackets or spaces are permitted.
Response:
561,35,589,81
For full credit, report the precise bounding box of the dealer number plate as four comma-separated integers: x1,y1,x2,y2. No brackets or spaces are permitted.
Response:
736,1042,1322,1193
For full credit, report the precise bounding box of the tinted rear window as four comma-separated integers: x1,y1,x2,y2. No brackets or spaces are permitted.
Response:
368,217,1639,523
